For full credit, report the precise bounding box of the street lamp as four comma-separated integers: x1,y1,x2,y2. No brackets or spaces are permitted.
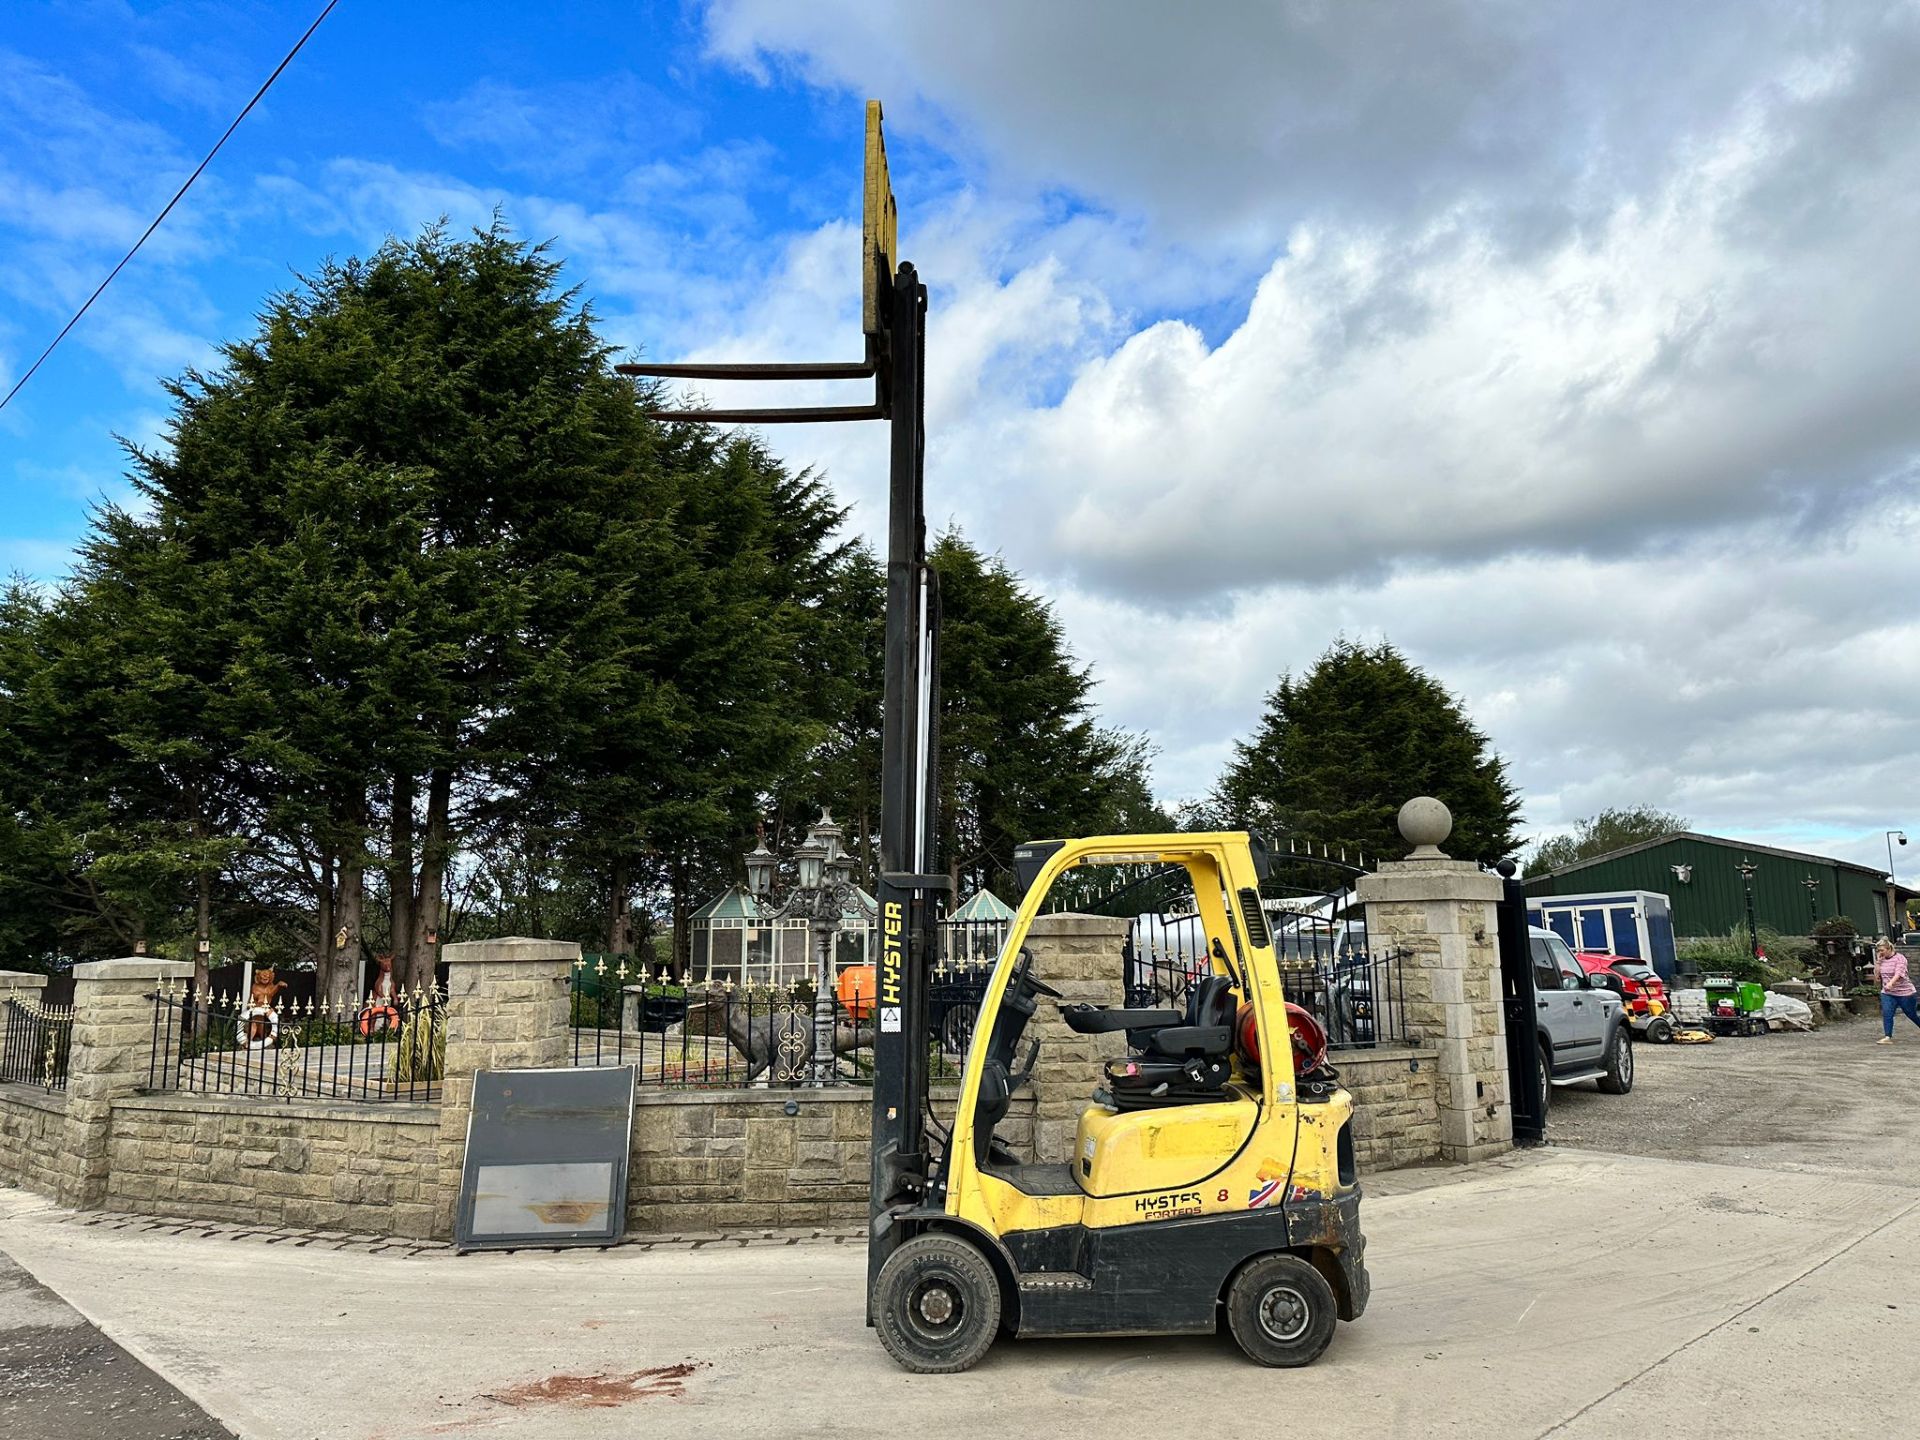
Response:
744,837,776,899
1736,859,1760,962
1887,832,1908,936
1802,874,1820,936
743,812,872,1086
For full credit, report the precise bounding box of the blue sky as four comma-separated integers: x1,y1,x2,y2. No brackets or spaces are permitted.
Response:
0,0,890,563
2,1,1916,871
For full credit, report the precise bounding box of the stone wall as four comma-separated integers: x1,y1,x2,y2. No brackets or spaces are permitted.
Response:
1,928,1453,1241
1337,1047,1442,1172
626,1088,1035,1232
0,1085,68,1191
1022,913,1127,1163
103,1095,440,1239
628,1089,869,1231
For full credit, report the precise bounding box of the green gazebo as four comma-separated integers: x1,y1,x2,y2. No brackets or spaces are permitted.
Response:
942,889,1015,967
688,881,878,986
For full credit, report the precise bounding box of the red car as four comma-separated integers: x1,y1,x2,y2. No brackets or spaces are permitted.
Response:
1572,953,1673,1042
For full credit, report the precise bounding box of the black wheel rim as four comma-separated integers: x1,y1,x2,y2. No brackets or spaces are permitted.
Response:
1257,1283,1312,1343
902,1272,967,1344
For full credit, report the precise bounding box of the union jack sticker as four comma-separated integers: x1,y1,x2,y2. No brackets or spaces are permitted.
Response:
1247,1179,1281,1209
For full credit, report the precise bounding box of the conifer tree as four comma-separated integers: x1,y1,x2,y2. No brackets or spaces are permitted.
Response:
1216,639,1522,864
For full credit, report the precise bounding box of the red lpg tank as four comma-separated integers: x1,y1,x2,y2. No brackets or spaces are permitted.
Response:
1237,1001,1328,1078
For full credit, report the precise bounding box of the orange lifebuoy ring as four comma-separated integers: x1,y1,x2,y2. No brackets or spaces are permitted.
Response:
357,1003,401,1037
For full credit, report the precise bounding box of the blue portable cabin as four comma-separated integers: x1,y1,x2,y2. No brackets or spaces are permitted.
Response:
1525,890,1679,983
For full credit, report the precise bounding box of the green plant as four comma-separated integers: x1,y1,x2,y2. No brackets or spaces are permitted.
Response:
392,1008,444,1083
290,1015,361,1048
1677,926,1810,986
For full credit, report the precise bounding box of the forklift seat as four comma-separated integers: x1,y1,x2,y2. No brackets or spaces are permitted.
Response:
1063,975,1238,1111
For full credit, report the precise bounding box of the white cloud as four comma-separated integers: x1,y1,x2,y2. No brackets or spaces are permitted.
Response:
11,6,1917,874
692,0,1920,858
1049,499,1920,863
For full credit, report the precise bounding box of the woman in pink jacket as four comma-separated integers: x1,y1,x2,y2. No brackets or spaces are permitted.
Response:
1874,939,1919,1045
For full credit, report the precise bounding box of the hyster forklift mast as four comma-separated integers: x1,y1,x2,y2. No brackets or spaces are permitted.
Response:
618,99,947,1296
867,256,950,1292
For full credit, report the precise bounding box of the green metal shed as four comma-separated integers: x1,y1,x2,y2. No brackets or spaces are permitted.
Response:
1525,832,1895,939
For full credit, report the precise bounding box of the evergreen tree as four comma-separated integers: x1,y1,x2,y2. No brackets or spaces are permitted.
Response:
762,539,885,881
1525,805,1689,878
928,534,1156,899
118,220,710,988
548,433,851,968
0,224,1159,971
1215,638,1522,864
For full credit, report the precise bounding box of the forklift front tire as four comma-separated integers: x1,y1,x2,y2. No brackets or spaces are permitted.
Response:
873,1233,1002,1374
1225,1253,1338,1368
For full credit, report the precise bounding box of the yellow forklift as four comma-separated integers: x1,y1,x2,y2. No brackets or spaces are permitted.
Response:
626,101,1368,1374
866,831,1369,1371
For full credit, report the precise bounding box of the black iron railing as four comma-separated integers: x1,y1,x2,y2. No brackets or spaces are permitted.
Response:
2,997,73,1091
1124,917,1409,1052
1277,948,1410,1051
146,983,444,1102
569,958,993,1088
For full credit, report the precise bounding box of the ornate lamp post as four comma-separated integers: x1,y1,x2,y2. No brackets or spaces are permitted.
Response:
1736,859,1760,961
1802,874,1821,936
1887,831,1907,937
744,812,870,1086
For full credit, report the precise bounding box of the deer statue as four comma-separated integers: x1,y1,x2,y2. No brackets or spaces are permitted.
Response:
685,987,874,1084
357,954,401,1035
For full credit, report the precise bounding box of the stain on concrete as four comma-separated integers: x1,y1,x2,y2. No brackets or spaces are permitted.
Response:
485,1363,705,1409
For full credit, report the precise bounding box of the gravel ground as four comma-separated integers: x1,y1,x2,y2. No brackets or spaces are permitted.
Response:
1547,1013,1920,1180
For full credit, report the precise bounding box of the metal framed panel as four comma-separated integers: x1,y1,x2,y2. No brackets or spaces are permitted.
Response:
455,1066,635,1252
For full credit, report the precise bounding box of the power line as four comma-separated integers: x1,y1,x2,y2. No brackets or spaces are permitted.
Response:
0,0,342,417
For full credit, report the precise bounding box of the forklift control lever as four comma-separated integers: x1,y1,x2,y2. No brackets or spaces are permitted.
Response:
1010,1037,1041,1092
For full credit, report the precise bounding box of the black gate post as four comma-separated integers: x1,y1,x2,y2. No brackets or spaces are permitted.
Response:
1496,860,1544,1144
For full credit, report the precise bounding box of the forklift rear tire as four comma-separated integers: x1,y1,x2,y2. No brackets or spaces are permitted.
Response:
1225,1253,1338,1367
873,1233,1002,1374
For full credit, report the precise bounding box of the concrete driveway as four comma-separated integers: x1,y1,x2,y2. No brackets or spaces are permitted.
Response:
2,1137,1913,1440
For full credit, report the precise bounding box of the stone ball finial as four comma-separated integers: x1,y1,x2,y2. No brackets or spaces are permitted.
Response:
1398,796,1452,858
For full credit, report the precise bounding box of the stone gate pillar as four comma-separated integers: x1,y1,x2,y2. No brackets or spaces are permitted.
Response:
1021,913,1127,1162
59,957,193,1208
0,970,48,1007
433,937,579,1237
1355,799,1512,1163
